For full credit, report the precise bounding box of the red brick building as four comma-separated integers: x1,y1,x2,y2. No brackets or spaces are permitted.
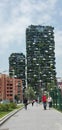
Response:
0,74,23,102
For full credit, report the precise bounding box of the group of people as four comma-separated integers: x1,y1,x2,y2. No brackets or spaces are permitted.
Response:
23,97,39,110
23,93,52,110
42,93,52,110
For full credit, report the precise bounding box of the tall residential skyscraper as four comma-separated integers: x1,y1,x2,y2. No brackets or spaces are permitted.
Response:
26,25,56,92
9,53,26,89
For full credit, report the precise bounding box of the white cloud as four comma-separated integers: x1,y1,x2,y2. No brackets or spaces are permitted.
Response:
59,10,62,16
0,0,58,49
0,0,62,77
47,0,58,7
55,30,62,56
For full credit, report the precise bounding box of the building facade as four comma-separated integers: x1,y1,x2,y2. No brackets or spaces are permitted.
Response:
0,74,23,102
9,53,26,90
26,25,56,93
57,77,62,89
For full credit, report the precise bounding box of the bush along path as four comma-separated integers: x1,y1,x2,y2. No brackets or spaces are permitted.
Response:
0,103,24,125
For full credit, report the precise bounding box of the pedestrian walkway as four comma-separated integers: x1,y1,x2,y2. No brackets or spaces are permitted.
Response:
0,103,62,130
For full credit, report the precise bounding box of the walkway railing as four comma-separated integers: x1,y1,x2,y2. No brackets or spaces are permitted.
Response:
49,87,62,111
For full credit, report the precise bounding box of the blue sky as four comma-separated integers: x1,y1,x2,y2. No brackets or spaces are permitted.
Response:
0,0,62,77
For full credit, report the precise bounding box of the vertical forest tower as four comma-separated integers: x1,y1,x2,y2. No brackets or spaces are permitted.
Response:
26,25,56,92
9,53,26,89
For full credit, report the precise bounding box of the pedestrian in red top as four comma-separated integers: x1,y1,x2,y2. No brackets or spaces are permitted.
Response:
42,93,47,110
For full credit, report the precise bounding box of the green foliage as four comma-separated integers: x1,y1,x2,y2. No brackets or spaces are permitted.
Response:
0,112,10,118
0,103,17,112
14,95,19,103
24,86,36,100
0,103,9,111
0,103,24,118
9,102,17,110
47,80,56,92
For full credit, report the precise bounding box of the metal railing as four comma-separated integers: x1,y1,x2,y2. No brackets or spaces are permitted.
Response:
49,87,62,111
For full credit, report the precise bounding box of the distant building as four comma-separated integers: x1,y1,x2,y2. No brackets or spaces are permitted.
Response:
26,25,56,92
9,53,26,90
57,77,62,89
0,74,23,102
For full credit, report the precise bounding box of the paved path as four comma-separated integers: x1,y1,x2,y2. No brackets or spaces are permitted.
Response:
0,103,62,130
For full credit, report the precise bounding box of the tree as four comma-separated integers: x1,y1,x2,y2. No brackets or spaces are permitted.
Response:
14,95,19,103
24,86,36,100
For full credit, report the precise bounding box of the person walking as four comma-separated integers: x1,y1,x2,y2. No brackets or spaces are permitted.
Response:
47,95,52,109
32,100,35,106
42,93,47,110
23,97,28,110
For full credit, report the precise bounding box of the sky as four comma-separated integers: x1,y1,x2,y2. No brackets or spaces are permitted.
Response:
0,0,62,77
